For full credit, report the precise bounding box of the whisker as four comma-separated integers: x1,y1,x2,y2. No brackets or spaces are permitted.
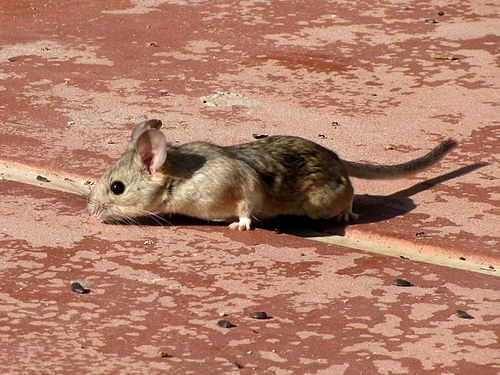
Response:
144,210,172,226
122,215,145,237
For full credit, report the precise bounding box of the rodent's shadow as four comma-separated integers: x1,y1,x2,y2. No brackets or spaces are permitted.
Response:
261,162,488,236
111,163,486,234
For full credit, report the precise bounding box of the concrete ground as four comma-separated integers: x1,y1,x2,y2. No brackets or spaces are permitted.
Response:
0,1,498,374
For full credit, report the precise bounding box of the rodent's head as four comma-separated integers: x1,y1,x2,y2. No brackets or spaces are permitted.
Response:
86,120,169,222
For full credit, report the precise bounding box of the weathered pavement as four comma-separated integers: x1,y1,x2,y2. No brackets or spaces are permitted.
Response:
0,1,498,374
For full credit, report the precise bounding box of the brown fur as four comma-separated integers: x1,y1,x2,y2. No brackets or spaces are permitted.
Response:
87,120,456,230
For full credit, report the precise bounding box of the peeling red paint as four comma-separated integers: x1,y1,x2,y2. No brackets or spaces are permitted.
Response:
0,0,499,373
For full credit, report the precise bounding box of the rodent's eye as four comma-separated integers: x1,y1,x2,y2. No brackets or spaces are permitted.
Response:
110,181,125,195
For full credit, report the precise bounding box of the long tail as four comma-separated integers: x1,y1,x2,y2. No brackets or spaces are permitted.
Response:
341,139,457,180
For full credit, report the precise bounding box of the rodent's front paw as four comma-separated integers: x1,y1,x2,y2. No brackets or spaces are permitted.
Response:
228,217,252,231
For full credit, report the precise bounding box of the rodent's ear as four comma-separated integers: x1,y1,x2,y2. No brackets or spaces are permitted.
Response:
135,129,167,174
131,119,163,142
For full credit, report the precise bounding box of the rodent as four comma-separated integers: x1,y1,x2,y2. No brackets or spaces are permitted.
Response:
86,119,457,230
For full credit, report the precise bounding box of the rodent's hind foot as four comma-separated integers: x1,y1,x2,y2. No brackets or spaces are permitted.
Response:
336,199,358,223
337,211,359,223
336,200,359,223
229,217,252,231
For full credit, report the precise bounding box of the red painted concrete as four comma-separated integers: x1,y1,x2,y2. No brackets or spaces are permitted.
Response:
0,0,497,264
0,0,499,373
0,181,499,374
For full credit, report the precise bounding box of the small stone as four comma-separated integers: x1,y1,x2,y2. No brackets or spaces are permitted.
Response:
249,311,269,319
393,279,413,287
169,283,183,289
459,256,466,261
67,121,75,126
143,240,156,245
431,52,457,60
233,362,244,369
71,282,90,294
399,5,412,10
252,134,268,139
160,90,170,96
107,139,115,144
218,312,227,317
156,351,169,358
331,121,340,127
217,319,235,328
384,145,394,150
318,134,327,139
438,11,445,16
148,42,159,47
425,18,439,23
246,350,252,355
454,310,474,319
36,175,50,183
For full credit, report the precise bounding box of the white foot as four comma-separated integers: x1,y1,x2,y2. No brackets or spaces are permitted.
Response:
337,211,359,223
336,199,358,223
229,217,252,231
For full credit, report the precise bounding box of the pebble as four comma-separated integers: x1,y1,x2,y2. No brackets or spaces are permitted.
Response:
454,310,474,319
252,134,269,139
249,311,269,319
71,282,90,294
36,175,50,183
431,52,457,60
393,279,413,287
217,319,235,328
425,18,439,23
